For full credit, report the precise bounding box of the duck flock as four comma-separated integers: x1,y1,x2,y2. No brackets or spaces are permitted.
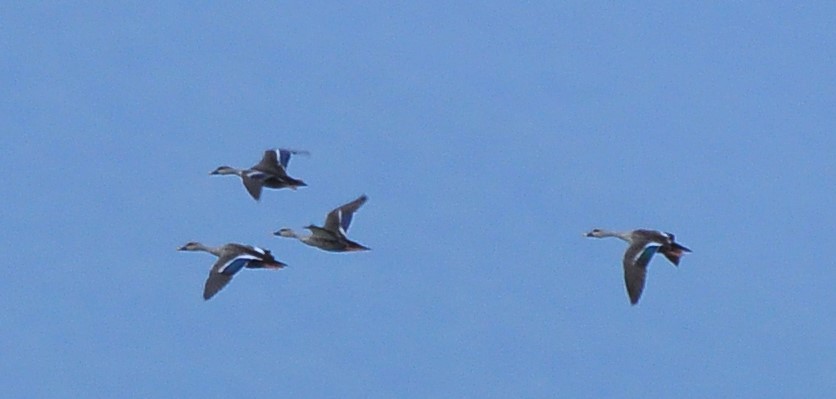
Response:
178,148,369,300
179,148,691,305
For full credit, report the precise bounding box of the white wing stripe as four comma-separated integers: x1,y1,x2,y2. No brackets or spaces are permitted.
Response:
218,254,260,273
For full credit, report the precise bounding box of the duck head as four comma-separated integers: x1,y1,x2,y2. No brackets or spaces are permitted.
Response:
274,228,296,238
210,166,238,175
585,228,604,238
177,241,202,251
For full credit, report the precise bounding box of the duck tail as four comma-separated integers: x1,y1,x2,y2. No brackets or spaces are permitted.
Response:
660,242,691,266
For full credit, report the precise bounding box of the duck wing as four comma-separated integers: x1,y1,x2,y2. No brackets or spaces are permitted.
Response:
203,272,232,300
323,195,368,235
621,235,654,305
622,245,661,304
251,150,289,177
278,148,310,169
237,173,263,200
203,249,260,300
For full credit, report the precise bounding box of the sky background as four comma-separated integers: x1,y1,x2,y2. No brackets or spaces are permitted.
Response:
2,2,834,398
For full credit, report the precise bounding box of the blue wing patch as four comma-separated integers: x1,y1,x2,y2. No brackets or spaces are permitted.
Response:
635,245,661,269
340,211,353,232
219,258,251,275
278,148,310,168
279,149,291,168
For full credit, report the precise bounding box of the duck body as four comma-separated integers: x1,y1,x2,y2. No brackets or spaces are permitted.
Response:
275,194,370,253
261,174,307,190
177,242,287,300
585,228,691,305
250,148,308,190
301,225,370,252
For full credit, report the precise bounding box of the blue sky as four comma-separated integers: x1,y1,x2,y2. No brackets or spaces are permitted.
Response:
2,2,834,397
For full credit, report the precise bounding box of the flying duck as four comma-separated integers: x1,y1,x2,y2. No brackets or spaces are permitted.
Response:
211,148,309,200
177,242,287,300
274,194,370,252
585,228,691,305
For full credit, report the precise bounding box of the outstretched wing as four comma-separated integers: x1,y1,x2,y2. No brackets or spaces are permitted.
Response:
241,173,264,200
278,148,310,169
323,195,368,235
203,252,259,300
203,272,233,300
251,150,289,177
621,239,658,305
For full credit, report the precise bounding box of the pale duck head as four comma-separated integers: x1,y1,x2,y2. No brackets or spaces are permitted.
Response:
210,166,239,175
273,228,297,238
177,241,203,251
585,228,605,238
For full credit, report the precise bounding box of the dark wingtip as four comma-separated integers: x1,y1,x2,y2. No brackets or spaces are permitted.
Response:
628,291,641,305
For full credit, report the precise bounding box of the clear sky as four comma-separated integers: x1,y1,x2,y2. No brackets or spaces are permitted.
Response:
2,2,834,398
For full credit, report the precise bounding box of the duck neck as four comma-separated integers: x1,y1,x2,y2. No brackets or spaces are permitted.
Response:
599,229,633,243
195,242,223,256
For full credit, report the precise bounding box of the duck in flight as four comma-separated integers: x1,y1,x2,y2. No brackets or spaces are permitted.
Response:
177,242,287,300
585,228,691,305
274,194,370,252
211,148,309,200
